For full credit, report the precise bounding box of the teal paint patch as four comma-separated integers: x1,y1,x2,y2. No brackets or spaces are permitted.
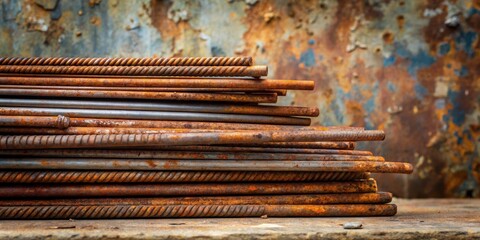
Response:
299,48,316,67
387,82,396,92
435,99,445,109
454,66,469,77
383,55,396,67
438,42,450,56
454,31,478,58
447,89,466,126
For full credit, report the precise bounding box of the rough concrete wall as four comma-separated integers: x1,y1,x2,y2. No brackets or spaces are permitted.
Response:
0,0,478,198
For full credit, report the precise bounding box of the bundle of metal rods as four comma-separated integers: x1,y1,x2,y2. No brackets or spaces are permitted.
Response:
0,56,412,219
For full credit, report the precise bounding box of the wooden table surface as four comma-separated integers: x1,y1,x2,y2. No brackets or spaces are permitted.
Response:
0,199,478,239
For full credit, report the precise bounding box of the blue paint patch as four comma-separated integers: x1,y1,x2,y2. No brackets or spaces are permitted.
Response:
454,66,469,77
318,54,323,61
467,7,480,17
407,49,436,77
447,90,466,126
299,48,316,67
454,31,478,58
435,99,446,109
446,63,452,68
414,83,428,99
438,42,450,56
393,42,410,58
308,39,315,45
383,55,396,67
387,82,396,92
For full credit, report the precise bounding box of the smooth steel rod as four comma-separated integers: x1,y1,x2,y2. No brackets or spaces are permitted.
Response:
0,76,314,89
0,65,268,77
0,149,382,161
0,130,385,149
0,107,310,125
0,204,397,219
0,57,253,66
0,192,392,206
0,89,277,103
0,171,369,183
0,98,319,117
0,159,413,173
0,180,378,198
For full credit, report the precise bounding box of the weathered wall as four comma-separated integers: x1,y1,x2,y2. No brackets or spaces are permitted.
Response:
0,0,478,198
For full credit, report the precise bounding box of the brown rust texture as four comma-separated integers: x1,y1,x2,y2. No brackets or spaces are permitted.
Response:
0,0,478,197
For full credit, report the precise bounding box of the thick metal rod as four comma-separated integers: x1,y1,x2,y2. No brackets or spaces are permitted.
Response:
0,180,378,198
0,149,382,161
0,89,277,103
0,159,413,173
0,76,314,90
0,204,397,219
0,98,319,117
0,130,385,149
0,65,268,77
0,115,70,129
0,192,392,206
0,108,310,125
0,171,369,183
0,57,253,66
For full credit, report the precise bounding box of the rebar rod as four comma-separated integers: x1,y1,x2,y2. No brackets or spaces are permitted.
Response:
0,76,314,89
0,115,70,129
0,159,412,173
0,204,397,219
0,192,391,206
0,108,310,125
0,98,319,117
0,149,382,161
0,171,369,183
0,57,253,66
0,65,268,77
0,130,385,149
0,180,378,198
0,89,277,103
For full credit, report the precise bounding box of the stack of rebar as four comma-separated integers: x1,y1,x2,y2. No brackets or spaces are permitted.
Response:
0,56,412,219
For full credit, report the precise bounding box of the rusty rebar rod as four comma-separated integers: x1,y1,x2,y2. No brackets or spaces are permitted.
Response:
0,180,378,198
0,204,397,219
0,130,385,149
0,89,277,103
0,108,311,125
136,146,369,154
0,57,253,66
0,115,70,129
0,171,369,183
0,65,268,77
0,159,412,173
0,149,382,161
0,192,392,206
0,98,319,117
0,76,314,89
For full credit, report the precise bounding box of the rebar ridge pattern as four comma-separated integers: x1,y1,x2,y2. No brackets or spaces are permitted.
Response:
0,171,368,183
0,57,253,66
0,65,267,77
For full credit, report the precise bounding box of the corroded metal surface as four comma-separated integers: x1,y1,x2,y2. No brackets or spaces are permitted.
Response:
0,204,396,219
0,171,369,183
0,180,378,198
0,56,253,66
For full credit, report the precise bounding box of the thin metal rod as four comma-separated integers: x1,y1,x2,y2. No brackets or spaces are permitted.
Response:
0,192,392,206
0,56,253,66
128,146,369,154
0,115,70,129
0,159,413,173
0,98,319,117
0,108,310,125
0,204,397,219
0,89,277,103
0,76,314,90
0,65,268,77
0,149,382,161
0,180,378,198
0,171,369,183
0,130,385,149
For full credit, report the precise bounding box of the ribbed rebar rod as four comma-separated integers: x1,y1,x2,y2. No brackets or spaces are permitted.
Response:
0,192,392,206
0,180,377,198
0,98,319,117
0,204,397,219
0,149,382,161
0,171,369,183
0,159,412,173
0,108,311,125
0,57,253,66
0,130,385,149
0,65,268,77
0,89,277,103
0,76,314,89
